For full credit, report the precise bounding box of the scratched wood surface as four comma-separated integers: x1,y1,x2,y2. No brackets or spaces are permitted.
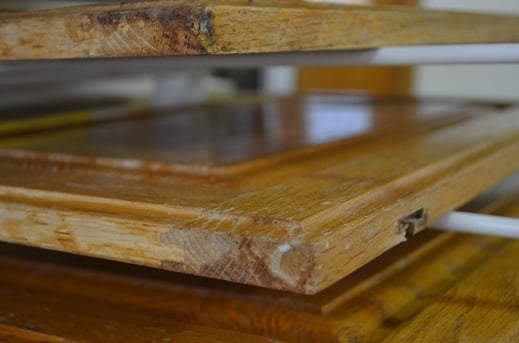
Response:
1,172,518,342
2,0,519,60
0,95,519,294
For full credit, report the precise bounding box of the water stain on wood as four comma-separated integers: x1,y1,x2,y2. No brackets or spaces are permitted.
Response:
95,5,215,56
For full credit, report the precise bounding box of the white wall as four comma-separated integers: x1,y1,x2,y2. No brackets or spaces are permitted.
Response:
416,0,519,101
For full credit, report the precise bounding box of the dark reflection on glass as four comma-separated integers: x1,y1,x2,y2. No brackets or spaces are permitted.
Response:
1,94,499,167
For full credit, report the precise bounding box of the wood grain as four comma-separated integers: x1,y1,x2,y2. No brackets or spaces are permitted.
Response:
386,244,519,342
0,95,492,172
0,95,518,294
297,0,417,97
2,0,519,60
0,287,271,343
382,214,519,342
1,172,518,342
0,323,66,343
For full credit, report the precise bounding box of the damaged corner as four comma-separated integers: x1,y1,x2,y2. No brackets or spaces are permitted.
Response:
398,208,428,240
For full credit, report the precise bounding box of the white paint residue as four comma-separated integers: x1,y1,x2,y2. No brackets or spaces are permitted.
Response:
345,243,351,251
321,201,333,206
278,243,292,253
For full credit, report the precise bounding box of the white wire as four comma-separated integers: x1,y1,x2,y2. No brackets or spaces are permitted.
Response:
432,211,519,239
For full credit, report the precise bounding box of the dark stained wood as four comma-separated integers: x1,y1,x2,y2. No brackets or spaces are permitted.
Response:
0,323,66,343
0,276,270,343
0,95,494,172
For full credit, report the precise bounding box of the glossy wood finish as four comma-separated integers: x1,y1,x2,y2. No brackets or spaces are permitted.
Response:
383,240,519,343
0,286,270,343
2,1,519,60
380,175,519,343
0,95,518,294
1,173,518,342
0,95,495,171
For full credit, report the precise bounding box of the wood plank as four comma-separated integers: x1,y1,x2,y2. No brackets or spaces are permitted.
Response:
0,288,270,342
2,0,519,60
1,172,518,342
0,323,66,343
382,214,519,342
0,95,518,294
0,232,506,342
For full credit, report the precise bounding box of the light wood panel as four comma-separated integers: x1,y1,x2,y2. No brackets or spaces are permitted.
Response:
1,172,518,342
2,0,519,60
297,0,416,96
0,95,518,294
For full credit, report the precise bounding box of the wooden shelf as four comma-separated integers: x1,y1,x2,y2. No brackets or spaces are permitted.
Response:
0,94,518,294
2,0,519,60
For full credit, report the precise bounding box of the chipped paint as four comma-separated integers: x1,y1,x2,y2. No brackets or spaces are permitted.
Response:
278,243,292,253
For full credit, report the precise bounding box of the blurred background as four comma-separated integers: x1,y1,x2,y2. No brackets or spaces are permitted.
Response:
1,0,519,112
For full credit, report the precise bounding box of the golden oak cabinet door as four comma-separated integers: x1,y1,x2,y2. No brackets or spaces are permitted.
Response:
1,93,518,294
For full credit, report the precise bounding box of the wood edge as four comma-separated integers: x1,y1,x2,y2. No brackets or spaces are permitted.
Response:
0,99,482,179
305,111,519,293
2,1,519,60
0,198,319,293
2,0,517,19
